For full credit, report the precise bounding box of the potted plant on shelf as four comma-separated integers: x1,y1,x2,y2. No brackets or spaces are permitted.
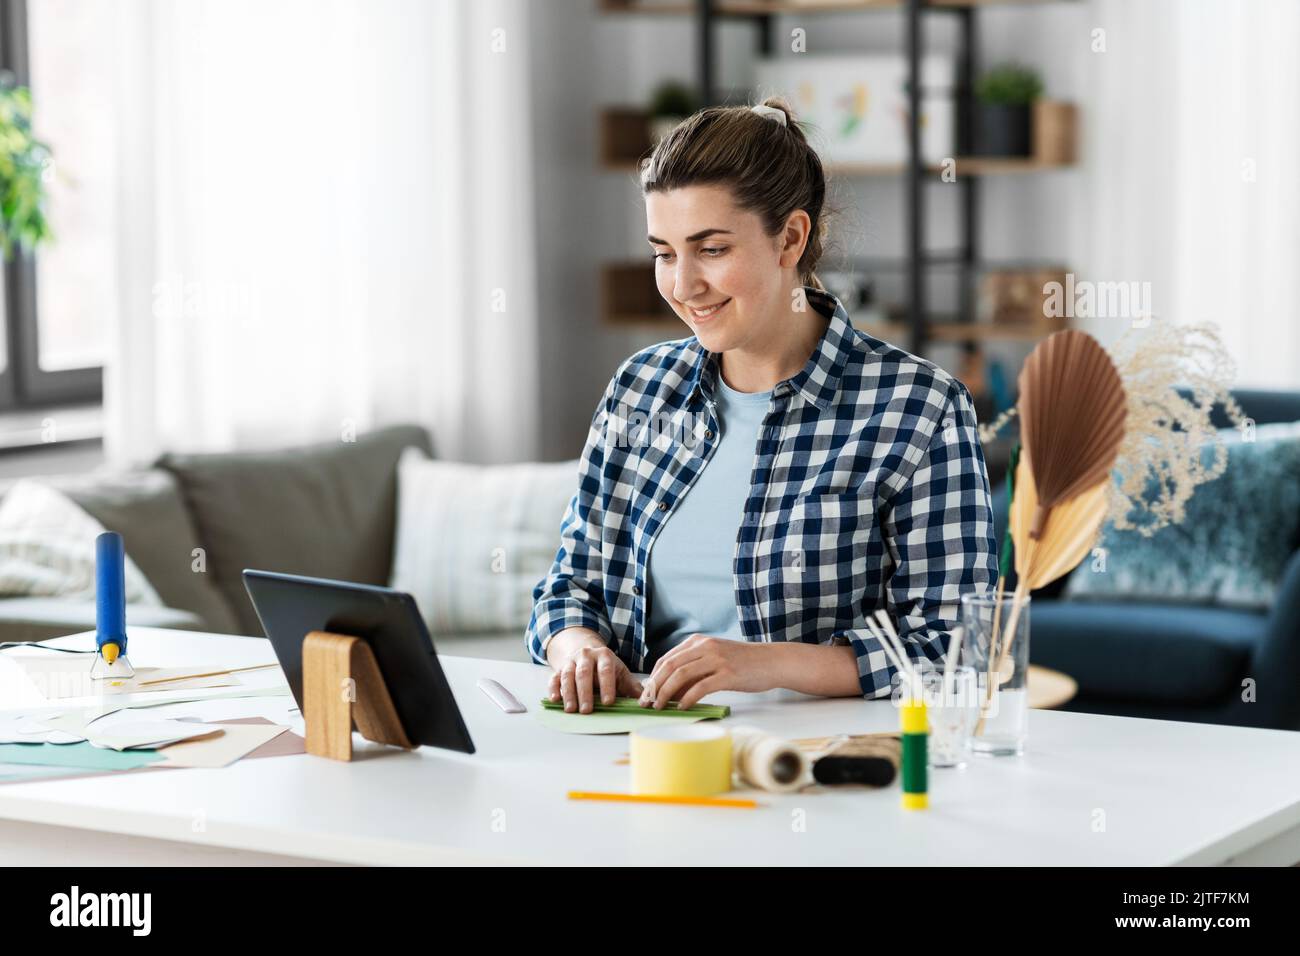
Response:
648,81,698,146
974,64,1043,157
0,74,54,259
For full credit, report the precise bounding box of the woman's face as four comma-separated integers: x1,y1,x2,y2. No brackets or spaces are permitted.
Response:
646,185,805,355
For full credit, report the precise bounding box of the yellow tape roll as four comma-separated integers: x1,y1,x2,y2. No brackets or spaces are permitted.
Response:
630,724,732,797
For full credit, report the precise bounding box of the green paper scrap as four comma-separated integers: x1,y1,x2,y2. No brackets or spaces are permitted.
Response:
0,762,89,783
0,741,164,772
539,697,729,719
534,696,729,735
533,707,712,736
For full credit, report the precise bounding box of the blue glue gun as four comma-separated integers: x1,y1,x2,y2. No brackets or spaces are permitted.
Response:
90,531,135,679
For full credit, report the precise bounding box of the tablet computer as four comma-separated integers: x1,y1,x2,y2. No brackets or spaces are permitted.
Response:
242,569,475,754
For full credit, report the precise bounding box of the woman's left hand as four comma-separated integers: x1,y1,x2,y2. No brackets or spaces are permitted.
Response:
639,634,776,710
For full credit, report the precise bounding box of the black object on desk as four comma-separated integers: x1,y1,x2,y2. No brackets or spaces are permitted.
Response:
243,569,475,754
812,734,900,787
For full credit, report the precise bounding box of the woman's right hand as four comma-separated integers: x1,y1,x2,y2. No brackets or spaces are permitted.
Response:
546,627,643,714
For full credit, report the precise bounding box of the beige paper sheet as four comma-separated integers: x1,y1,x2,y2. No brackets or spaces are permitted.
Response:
156,722,290,768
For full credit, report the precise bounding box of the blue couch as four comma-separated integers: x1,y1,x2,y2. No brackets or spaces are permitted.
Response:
989,389,1300,731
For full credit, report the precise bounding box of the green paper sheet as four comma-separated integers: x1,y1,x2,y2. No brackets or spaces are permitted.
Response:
0,741,164,771
0,762,91,783
532,707,714,736
539,696,729,719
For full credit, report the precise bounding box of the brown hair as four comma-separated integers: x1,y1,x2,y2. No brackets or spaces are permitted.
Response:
639,95,831,292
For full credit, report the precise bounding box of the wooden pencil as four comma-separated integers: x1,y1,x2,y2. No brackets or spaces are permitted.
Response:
137,663,280,687
567,791,757,809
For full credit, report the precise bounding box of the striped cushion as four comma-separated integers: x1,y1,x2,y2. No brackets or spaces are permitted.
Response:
0,480,162,606
389,448,578,635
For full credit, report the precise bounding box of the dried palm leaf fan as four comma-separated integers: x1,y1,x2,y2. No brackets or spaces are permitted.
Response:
1018,330,1128,537
975,330,1127,733
1011,463,1111,586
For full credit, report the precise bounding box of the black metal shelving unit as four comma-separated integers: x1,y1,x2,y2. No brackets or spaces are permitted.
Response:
598,0,1076,393
691,0,985,358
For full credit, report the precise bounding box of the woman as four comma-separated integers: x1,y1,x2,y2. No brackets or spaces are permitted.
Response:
526,98,999,714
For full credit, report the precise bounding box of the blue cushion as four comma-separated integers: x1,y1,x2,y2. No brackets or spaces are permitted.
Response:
1197,388,1300,429
1063,421,1300,610
1029,600,1264,703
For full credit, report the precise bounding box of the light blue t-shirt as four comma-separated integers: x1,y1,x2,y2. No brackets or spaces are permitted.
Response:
645,372,772,670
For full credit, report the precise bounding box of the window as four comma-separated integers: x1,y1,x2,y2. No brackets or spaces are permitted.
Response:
0,0,106,410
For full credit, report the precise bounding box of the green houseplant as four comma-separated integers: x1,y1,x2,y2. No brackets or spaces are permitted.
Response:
648,80,698,146
0,75,53,259
974,64,1043,157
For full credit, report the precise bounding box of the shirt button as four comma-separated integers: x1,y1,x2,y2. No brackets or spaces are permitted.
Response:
704,429,714,440
657,501,668,512
632,584,641,596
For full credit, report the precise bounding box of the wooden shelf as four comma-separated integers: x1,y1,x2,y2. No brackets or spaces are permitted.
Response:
716,0,904,12
854,320,910,341
826,161,926,176
600,0,1068,14
599,0,694,13
608,158,1076,176
948,156,1073,175
598,106,1076,175
927,320,1065,342
600,107,654,170
927,0,1065,7
856,320,1064,344
602,262,1067,343
827,156,1074,176
605,155,1075,176
602,262,677,327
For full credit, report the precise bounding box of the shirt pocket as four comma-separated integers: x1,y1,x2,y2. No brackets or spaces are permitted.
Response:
777,490,875,609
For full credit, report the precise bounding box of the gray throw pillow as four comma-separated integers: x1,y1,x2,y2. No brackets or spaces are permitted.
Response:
0,469,240,633
157,424,433,635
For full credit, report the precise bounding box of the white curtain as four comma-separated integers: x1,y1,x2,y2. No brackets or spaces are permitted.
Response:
106,0,540,466
1083,0,1300,387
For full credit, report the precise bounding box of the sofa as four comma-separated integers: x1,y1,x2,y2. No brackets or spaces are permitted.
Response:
990,389,1300,731
0,425,524,662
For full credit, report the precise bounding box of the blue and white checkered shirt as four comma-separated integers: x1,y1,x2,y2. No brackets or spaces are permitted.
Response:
525,287,999,698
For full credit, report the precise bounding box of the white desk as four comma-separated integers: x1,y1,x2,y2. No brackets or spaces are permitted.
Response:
1,627,1298,866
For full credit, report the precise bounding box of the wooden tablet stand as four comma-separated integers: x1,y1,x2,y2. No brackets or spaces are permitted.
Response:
302,630,414,762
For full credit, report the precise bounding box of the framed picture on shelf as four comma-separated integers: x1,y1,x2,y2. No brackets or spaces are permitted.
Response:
755,54,955,165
